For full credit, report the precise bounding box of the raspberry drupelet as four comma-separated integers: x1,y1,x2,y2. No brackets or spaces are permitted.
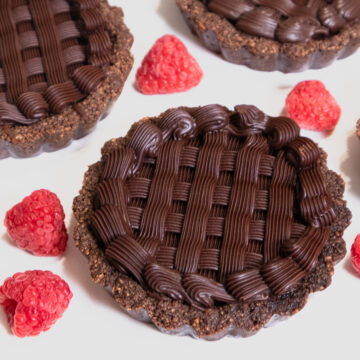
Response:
4,189,68,256
286,80,341,131
0,270,72,337
136,34,203,95
351,234,360,274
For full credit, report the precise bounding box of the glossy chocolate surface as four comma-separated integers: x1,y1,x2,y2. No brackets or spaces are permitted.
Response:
206,0,360,42
0,0,112,125
89,104,336,310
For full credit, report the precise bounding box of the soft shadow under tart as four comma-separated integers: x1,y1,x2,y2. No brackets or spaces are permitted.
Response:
73,104,350,339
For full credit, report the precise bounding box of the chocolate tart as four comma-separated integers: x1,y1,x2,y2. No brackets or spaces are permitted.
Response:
176,0,360,72
73,104,351,339
356,119,360,138
0,0,133,159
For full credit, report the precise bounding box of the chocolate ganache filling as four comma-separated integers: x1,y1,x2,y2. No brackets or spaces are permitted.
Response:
89,104,337,310
0,0,112,125
203,0,360,42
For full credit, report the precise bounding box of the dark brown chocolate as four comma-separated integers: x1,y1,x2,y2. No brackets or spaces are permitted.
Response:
73,104,351,338
0,0,133,159
83,104,346,311
207,0,360,43
176,0,360,72
0,0,112,125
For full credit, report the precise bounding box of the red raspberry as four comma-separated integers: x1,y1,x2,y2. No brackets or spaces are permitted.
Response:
351,234,360,274
285,80,341,131
136,34,203,94
0,270,72,337
4,189,68,256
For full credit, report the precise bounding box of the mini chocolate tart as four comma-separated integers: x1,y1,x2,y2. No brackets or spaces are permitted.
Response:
176,0,360,72
73,104,351,339
0,0,133,159
356,119,360,138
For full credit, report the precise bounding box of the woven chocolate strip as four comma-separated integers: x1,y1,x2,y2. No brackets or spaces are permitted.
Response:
165,212,183,234
199,248,220,270
156,246,176,268
19,31,39,50
263,151,295,263
205,0,359,43
0,0,111,124
128,206,143,229
29,0,68,85
92,104,338,309
175,132,228,273
13,5,32,24
172,181,191,202
0,0,27,103
127,177,151,199
219,135,268,280
51,0,71,16
179,145,199,168
138,140,184,255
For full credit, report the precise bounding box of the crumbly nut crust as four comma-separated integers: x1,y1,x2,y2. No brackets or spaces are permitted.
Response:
175,0,360,73
73,109,351,339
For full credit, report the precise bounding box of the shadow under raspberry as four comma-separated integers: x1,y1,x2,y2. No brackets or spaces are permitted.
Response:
0,309,12,335
342,256,360,278
61,215,131,314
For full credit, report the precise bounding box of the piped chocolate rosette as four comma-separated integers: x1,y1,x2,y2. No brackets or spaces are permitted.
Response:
0,0,133,159
73,104,350,339
176,0,360,72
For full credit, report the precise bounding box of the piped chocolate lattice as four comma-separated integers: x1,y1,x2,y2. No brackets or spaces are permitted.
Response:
204,0,360,43
0,0,112,125
89,104,340,310
176,0,360,72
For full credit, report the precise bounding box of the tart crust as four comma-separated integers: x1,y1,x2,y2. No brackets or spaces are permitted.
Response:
73,107,351,340
176,0,360,73
0,0,133,159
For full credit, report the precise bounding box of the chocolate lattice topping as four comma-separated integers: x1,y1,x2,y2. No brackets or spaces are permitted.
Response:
203,0,360,42
0,0,112,125
89,104,338,310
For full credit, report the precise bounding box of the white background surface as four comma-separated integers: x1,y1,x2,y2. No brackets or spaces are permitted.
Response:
0,0,359,358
